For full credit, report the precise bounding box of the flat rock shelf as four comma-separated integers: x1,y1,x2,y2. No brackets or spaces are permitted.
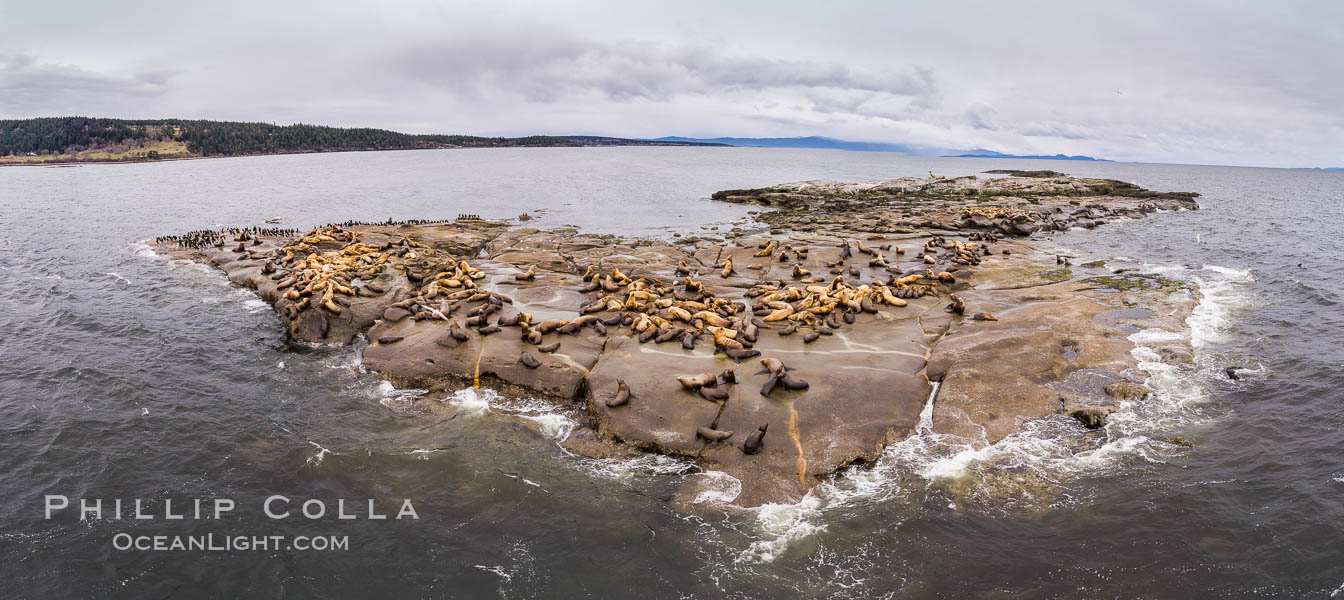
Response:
153,173,1201,507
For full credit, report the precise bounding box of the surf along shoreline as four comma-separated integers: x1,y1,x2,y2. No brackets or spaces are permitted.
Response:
150,171,1201,508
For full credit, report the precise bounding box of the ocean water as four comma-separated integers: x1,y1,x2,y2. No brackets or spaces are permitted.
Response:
0,147,1340,598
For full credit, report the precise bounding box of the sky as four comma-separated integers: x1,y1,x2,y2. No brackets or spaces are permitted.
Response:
1,0,1341,167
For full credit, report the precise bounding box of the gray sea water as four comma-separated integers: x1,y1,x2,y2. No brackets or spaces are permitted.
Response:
0,147,1340,598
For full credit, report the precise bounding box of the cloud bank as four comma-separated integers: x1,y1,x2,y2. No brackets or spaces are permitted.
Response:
1,0,1340,167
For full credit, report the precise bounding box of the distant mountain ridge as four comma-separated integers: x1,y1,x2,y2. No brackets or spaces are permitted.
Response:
651,136,920,153
652,136,1111,161
559,136,727,147
943,149,1111,161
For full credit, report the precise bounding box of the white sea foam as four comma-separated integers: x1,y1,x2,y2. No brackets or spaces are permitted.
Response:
102,272,131,285
129,241,161,260
408,448,445,460
473,565,512,582
579,453,695,481
690,471,743,505
444,387,578,441
305,441,336,467
1128,328,1188,343
376,381,429,412
737,494,826,564
445,387,495,414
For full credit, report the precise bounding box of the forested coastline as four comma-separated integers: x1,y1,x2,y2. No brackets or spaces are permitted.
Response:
0,117,588,163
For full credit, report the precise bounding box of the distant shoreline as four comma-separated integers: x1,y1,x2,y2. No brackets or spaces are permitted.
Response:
0,117,725,167
0,141,728,167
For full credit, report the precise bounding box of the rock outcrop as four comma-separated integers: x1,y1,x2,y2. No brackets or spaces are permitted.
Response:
154,173,1201,507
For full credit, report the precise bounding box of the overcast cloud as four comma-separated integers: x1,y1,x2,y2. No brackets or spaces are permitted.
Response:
0,0,1340,166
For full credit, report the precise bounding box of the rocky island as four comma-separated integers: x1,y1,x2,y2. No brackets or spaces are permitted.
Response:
152,172,1200,507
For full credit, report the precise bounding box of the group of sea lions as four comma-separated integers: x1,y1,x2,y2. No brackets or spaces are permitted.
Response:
165,219,1006,461
668,365,780,455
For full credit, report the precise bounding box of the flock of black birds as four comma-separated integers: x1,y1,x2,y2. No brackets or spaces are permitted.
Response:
328,217,458,228
157,217,485,249
155,227,300,250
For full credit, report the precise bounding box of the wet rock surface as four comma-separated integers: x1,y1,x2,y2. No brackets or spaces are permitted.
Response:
154,173,1201,507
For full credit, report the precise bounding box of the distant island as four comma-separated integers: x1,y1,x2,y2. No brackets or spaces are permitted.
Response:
650,136,919,153
1296,167,1344,171
652,136,1113,161
943,149,1111,161
0,117,718,165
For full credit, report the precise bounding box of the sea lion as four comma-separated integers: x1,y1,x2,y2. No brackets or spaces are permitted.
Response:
681,332,697,350
778,324,797,336
696,426,735,443
698,385,730,402
742,425,767,455
519,352,541,369
655,326,685,344
946,294,966,315
538,341,560,353
971,312,998,321
779,372,809,391
719,368,737,384
478,324,500,335
536,319,567,334
522,325,543,345
677,373,718,390
742,322,758,342
376,335,403,345
606,379,633,407
756,357,798,396
724,347,760,362
514,265,536,281
449,321,470,342
720,257,735,278
803,331,820,343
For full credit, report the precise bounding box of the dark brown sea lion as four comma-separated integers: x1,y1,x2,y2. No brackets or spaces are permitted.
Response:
519,352,541,369
606,379,632,408
697,426,735,443
742,425,767,455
